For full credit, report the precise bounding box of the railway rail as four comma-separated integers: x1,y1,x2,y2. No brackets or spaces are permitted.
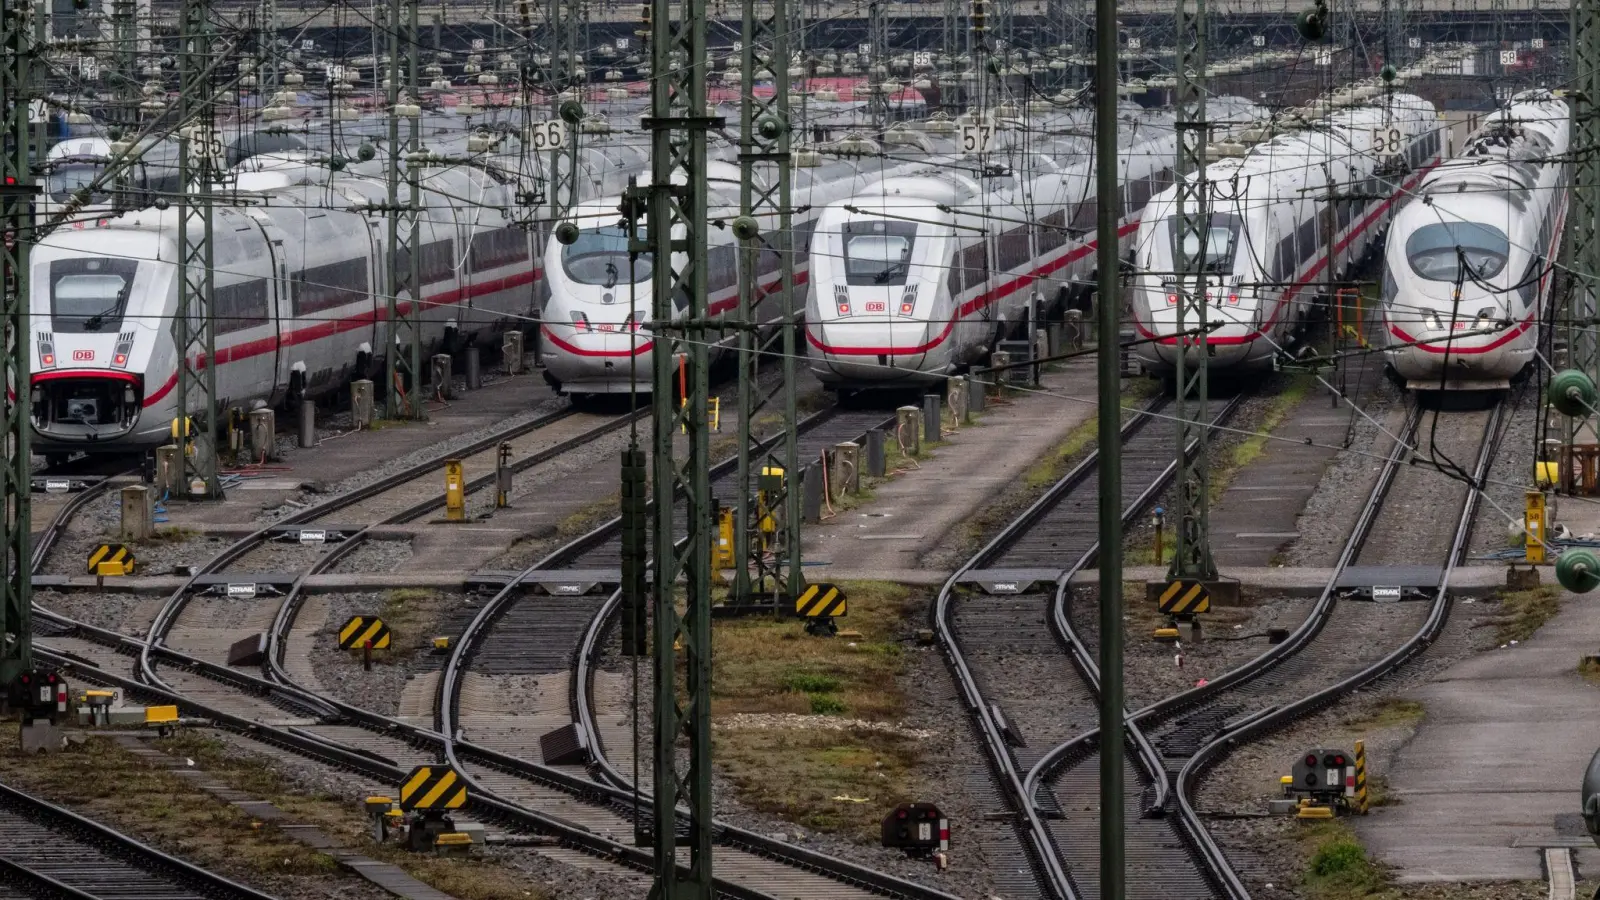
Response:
26,397,959,898
924,392,1245,900
0,779,281,900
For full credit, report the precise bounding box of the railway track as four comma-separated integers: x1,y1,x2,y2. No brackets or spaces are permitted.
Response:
924,391,1245,900
0,780,281,900
432,404,963,900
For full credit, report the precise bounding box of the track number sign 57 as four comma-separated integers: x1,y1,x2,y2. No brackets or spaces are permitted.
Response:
528,120,568,151
959,123,994,155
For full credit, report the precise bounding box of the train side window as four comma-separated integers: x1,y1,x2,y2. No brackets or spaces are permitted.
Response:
1070,195,1097,232
468,227,530,273
707,242,738,294
293,258,369,316
960,240,988,291
946,252,963,300
215,279,270,334
1277,234,1296,283
997,226,1030,271
1296,216,1318,267
1037,210,1066,256
792,218,817,266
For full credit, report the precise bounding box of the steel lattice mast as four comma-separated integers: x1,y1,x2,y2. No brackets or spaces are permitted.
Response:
1568,0,1600,402
732,0,800,608
174,0,221,499
385,0,423,420
1168,0,1217,582
644,0,716,885
1,0,35,684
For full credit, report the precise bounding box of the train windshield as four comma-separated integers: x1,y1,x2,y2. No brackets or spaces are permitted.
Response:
562,225,652,286
49,257,138,333
1167,213,1242,274
842,220,917,286
43,162,111,204
1405,222,1510,281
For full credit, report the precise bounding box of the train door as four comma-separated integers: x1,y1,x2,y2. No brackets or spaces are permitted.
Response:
243,208,289,405
211,210,276,408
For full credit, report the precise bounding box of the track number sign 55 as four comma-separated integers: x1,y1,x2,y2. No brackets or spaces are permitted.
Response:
528,120,568,151
959,123,995,155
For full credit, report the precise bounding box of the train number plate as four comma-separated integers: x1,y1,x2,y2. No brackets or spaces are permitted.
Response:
864,301,885,313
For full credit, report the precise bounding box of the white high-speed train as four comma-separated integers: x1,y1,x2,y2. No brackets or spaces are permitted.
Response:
1381,90,1570,391
28,133,545,458
1131,93,1444,374
537,130,959,396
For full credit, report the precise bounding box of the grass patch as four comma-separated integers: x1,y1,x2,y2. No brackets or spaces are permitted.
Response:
137,526,201,544
1494,585,1562,644
1341,698,1425,732
1581,656,1600,684
714,580,921,839
713,580,910,720
716,725,920,840
0,728,342,883
148,733,551,900
1298,821,1390,900
375,588,449,660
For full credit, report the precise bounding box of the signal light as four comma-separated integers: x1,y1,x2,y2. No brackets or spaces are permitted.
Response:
1304,754,1318,767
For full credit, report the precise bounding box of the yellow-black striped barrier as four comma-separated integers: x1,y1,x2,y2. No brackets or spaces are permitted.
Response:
338,615,392,651
1159,579,1210,615
794,583,847,618
1354,740,1369,814
398,764,468,811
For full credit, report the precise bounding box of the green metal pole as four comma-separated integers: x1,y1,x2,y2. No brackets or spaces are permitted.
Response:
1094,0,1123,895
174,0,221,499
1170,0,1216,583
1,0,35,685
646,0,716,884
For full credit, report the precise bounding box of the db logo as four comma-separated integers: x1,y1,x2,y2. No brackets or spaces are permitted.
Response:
864,301,886,313
71,350,94,361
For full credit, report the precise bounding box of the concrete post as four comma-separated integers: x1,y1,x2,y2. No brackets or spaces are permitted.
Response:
299,400,316,449
1065,309,1083,349
431,354,453,400
802,463,823,523
864,428,886,477
834,441,861,495
896,405,921,456
988,352,1011,396
1034,328,1049,380
503,331,524,375
465,346,482,390
119,485,152,541
1046,322,1063,357
967,374,986,418
922,394,941,443
350,379,374,429
154,445,179,496
248,408,275,462
948,376,968,425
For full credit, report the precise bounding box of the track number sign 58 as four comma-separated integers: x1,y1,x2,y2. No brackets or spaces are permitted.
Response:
959,123,995,155
528,120,568,151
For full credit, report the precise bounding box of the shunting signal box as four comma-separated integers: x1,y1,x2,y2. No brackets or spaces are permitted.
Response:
882,802,949,857
9,671,69,724
1289,748,1357,806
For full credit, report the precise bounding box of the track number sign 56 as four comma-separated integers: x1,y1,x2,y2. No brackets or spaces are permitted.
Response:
959,123,995,155
528,120,568,151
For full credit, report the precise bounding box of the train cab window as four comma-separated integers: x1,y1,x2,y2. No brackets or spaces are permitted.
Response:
1405,222,1510,281
1167,213,1242,275
841,220,916,286
49,257,139,333
562,225,652,286
1275,234,1296,283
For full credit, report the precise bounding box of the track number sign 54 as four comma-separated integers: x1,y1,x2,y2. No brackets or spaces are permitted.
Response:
959,123,994,155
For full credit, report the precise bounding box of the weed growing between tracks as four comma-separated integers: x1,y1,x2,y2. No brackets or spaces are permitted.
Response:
0,726,347,890
377,587,449,661
1490,585,1562,645
713,580,924,841
150,732,556,900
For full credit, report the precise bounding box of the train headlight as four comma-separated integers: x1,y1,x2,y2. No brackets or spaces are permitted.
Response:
570,311,589,332
1424,311,1443,331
